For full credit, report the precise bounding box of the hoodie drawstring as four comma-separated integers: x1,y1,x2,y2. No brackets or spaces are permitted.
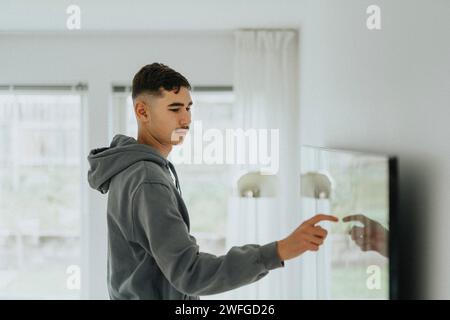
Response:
167,162,182,196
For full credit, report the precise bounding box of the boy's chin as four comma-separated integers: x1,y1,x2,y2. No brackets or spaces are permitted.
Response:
171,137,186,145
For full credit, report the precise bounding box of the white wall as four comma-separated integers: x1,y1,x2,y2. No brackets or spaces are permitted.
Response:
0,32,234,298
299,0,450,299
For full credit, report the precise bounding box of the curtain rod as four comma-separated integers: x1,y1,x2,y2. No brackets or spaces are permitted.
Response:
112,85,233,93
0,83,88,91
237,28,298,32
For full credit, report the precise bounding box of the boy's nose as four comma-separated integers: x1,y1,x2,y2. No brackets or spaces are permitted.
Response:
180,111,191,126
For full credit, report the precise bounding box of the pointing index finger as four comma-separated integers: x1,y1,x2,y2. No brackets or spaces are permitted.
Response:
307,214,339,226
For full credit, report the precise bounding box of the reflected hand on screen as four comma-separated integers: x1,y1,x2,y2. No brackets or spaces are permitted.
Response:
342,214,389,258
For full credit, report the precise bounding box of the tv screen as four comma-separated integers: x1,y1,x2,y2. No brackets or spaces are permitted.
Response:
300,146,397,299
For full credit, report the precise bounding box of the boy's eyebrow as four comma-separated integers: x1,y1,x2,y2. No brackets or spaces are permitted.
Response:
167,101,193,107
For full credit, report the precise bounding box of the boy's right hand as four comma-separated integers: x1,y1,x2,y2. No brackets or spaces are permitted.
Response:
277,214,339,261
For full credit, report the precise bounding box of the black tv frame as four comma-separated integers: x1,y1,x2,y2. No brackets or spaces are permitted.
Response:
388,157,399,300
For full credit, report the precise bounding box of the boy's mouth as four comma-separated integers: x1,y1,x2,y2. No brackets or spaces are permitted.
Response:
174,127,189,135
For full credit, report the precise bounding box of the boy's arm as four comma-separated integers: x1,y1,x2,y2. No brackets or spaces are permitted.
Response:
131,181,284,296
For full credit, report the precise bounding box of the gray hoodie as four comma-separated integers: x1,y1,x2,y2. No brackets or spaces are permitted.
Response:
87,134,284,300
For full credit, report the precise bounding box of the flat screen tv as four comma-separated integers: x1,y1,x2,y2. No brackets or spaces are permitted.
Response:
300,145,398,299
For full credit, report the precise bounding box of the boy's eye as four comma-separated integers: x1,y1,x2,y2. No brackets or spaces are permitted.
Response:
169,108,191,112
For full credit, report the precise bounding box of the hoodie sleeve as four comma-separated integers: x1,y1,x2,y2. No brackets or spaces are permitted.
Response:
131,181,284,296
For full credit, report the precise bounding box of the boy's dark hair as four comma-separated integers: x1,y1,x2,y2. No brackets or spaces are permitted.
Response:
132,63,191,100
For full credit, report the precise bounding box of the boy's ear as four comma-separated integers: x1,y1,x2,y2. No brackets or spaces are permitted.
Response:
134,100,150,122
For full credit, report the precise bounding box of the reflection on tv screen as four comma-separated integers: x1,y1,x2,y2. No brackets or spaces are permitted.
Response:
301,146,395,299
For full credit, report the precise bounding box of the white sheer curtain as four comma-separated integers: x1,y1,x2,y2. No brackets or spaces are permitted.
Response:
224,30,301,299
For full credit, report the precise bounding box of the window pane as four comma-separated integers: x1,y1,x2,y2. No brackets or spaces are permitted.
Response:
0,94,82,299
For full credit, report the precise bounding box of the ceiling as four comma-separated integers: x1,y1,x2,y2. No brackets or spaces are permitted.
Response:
1,0,307,33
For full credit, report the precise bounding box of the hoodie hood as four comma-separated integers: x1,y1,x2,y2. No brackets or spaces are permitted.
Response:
87,134,169,194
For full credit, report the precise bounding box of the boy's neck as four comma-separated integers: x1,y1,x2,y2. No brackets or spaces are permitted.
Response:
137,132,172,159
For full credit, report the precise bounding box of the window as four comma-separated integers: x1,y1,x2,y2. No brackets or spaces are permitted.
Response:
0,88,85,299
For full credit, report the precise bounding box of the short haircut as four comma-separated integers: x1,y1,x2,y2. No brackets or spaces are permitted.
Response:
132,63,191,100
